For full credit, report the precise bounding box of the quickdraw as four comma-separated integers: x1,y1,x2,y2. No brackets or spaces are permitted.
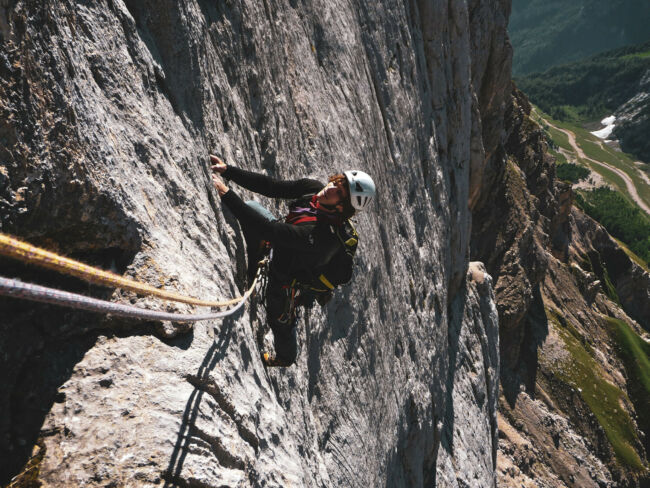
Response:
277,279,300,325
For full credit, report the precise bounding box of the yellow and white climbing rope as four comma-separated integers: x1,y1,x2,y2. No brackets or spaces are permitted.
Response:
0,233,243,307
0,233,264,321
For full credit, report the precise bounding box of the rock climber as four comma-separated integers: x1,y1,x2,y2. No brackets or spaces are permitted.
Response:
210,154,376,367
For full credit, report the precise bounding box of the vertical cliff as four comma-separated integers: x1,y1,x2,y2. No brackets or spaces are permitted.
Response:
471,84,650,485
0,1,511,486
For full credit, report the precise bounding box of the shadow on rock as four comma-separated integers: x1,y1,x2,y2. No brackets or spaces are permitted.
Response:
163,316,234,487
501,285,548,408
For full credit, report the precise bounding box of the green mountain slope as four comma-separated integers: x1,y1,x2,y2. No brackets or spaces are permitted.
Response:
531,108,650,264
516,42,650,161
514,42,650,123
510,0,650,76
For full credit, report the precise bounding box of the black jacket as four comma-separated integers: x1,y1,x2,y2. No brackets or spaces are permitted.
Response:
221,166,343,283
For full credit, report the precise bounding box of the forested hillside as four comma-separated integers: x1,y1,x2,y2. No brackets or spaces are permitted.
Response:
515,41,650,123
510,0,650,75
517,42,650,162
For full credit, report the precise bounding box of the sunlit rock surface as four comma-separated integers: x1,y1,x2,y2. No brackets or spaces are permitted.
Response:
473,81,650,487
0,1,509,486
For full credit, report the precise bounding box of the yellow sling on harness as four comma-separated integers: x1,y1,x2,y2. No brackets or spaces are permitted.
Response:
318,274,335,290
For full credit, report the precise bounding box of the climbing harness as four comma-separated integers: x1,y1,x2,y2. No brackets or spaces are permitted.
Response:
283,218,358,295
0,233,269,322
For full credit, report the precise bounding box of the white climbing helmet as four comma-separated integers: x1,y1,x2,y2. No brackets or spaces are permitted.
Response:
344,170,376,211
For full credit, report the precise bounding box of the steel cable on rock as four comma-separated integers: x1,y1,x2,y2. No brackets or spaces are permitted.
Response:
0,233,242,307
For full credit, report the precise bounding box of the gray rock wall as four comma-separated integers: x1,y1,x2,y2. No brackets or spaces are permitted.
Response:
0,1,508,486
613,68,650,163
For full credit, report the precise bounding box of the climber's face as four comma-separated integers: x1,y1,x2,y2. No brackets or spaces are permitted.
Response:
316,180,348,208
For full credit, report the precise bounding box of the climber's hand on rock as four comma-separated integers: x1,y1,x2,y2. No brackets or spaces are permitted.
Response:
210,154,227,173
212,173,229,196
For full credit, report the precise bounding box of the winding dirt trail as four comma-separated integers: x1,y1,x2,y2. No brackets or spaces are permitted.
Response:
553,125,650,215
592,139,650,188
633,161,650,186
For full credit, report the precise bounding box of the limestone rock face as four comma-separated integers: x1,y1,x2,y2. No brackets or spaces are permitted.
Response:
496,203,650,487
0,1,507,486
475,72,650,488
471,86,555,369
570,209,650,332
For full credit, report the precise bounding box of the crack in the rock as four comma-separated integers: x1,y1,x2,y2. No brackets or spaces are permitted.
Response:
364,58,397,166
185,374,260,453
190,426,246,471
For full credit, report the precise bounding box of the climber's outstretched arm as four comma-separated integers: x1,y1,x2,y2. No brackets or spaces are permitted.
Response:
213,183,323,251
210,154,322,198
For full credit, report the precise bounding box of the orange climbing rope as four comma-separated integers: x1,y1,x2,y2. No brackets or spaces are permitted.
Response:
0,233,242,308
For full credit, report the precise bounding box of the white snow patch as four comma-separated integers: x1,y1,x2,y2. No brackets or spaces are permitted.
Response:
601,115,616,126
591,126,615,139
591,115,616,139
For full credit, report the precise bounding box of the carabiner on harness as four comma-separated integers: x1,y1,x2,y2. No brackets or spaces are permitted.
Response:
277,278,300,325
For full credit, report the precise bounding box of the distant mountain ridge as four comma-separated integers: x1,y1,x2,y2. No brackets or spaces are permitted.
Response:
510,0,650,76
